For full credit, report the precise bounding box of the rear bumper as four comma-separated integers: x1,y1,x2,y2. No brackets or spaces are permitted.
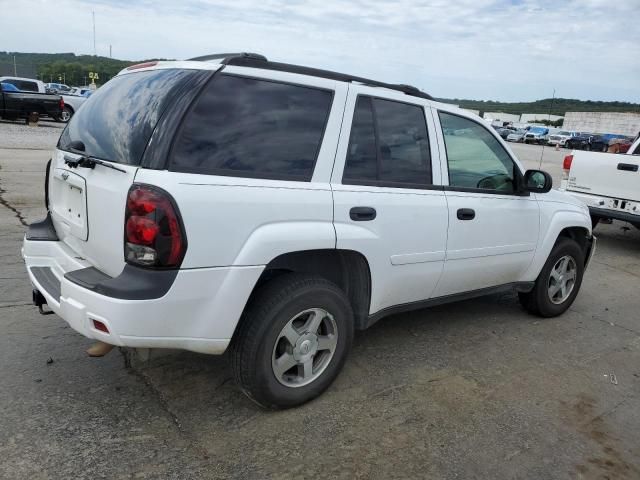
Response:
561,189,640,226
23,227,263,354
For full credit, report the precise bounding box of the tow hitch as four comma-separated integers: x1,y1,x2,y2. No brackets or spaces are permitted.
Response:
32,289,54,315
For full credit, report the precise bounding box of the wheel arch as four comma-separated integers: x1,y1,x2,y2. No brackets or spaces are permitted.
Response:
247,249,372,330
523,210,592,281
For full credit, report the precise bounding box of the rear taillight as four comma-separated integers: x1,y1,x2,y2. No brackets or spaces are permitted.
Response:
124,184,187,268
562,154,573,180
563,154,573,171
59,98,64,110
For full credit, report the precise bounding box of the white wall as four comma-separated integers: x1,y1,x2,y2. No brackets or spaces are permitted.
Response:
482,112,520,123
519,113,564,123
562,112,640,136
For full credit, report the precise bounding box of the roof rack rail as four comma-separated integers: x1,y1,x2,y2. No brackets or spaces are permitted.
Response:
187,52,268,63
187,53,432,100
223,56,432,100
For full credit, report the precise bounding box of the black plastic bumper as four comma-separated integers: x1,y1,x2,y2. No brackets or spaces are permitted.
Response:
589,206,640,226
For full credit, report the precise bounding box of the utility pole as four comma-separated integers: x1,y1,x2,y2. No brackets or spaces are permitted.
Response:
92,11,96,56
109,44,112,58
13,55,17,76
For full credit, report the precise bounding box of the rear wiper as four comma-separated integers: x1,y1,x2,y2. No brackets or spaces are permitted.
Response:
63,148,126,174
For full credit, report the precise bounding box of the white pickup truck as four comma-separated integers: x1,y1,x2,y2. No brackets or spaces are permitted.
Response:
561,138,640,229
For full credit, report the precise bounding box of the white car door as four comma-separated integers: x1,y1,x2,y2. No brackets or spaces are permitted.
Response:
331,86,448,316
432,109,540,296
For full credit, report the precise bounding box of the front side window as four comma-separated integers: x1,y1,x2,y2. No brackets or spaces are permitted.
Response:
439,111,518,193
171,74,333,181
343,95,432,188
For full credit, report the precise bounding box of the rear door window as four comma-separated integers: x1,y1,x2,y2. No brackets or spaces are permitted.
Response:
170,74,333,181
343,95,432,188
58,68,199,165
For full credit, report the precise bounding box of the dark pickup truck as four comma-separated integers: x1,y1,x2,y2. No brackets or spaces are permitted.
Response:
1,82,64,123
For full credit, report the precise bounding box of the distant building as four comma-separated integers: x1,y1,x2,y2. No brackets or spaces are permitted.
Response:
562,112,640,136
520,113,564,123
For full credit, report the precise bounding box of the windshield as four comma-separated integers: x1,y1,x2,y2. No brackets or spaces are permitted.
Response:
558,131,570,136
58,68,199,165
529,127,548,134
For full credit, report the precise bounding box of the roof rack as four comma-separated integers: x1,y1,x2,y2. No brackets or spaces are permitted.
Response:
187,52,267,62
188,52,433,101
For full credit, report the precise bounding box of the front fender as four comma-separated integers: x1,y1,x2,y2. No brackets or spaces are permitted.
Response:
522,207,591,281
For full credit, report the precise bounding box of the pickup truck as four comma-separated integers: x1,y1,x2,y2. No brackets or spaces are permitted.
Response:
561,137,640,229
0,82,64,123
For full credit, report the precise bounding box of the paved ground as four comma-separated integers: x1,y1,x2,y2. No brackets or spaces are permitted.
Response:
1,121,639,479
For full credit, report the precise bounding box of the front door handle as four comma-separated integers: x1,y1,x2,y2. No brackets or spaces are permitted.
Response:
350,206,377,221
457,208,475,220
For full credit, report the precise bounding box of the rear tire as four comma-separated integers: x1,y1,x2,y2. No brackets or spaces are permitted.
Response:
519,238,584,317
56,106,73,123
231,273,354,409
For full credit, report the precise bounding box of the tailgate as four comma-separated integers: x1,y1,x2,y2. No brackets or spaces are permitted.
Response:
567,151,639,201
49,149,137,277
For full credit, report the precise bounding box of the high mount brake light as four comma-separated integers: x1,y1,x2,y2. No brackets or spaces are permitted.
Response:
126,61,158,70
124,185,187,268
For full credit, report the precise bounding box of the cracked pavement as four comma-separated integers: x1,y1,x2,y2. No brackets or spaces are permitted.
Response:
1,124,639,479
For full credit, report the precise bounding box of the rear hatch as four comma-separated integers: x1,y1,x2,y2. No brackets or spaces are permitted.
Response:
50,67,201,277
567,151,639,202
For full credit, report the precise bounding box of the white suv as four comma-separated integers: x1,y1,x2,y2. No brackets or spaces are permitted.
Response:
23,53,595,408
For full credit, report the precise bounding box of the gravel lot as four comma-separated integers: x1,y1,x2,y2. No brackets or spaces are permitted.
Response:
1,122,639,479
0,119,65,150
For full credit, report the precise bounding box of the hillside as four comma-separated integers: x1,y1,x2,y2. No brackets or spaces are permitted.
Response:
436,97,640,116
2,52,639,115
0,51,158,86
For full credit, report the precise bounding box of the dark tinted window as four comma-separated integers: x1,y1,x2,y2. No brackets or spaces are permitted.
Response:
171,74,333,181
6,79,38,92
344,96,377,181
343,96,431,187
439,112,516,193
58,69,197,165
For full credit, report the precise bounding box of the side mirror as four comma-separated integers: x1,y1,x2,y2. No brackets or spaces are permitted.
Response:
523,169,552,193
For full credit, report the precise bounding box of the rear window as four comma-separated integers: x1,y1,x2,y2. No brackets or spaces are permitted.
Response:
58,69,198,165
170,74,333,181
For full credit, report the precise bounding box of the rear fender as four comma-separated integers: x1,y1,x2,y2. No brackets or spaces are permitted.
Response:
233,221,336,266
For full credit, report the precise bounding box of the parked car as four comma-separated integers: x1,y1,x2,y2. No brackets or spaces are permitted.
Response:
524,126,549,144
565,133,606,151
506,129,527,142
547,130,577,147
607,137,635,153
1,81,63,123
561,137,640,229
58,93,88,122
68,87,93,97
45,82,72,94
0,76,46,93
23,53,595,409
496,127,513,139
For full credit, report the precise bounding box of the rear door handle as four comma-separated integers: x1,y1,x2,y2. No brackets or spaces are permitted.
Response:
457,208,475,220
350,206,377,221
617,163,638,172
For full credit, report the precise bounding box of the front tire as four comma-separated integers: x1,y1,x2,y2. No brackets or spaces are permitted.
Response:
231,273,354,409
519,238,585,317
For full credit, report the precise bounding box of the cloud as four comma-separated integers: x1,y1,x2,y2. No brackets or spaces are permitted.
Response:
1,0,639,101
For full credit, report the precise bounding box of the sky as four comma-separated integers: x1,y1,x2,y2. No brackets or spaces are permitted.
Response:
1,0,639,102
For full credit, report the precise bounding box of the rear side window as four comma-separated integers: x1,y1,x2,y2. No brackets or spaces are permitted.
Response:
170,74,333,181
5,79,37,91
343,95,432,188
58,69,198,165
